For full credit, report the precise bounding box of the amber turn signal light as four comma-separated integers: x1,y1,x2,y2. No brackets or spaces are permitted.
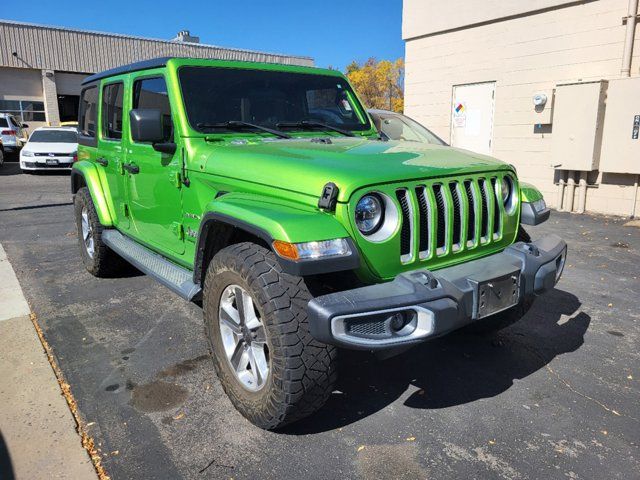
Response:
272,240,299,261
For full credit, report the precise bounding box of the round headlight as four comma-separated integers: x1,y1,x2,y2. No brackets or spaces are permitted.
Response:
501,176,512,203
355,194,384,235
499,175,517,215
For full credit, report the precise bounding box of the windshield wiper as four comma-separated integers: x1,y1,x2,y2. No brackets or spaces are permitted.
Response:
196,121,291,139
276,121,355,137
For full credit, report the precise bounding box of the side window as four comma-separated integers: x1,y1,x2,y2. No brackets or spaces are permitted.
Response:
133,77,173,142
79,86,98,138
379,116,419,142
102,83,124,140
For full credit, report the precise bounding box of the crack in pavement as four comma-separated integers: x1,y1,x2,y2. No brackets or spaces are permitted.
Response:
513,333,638,423
544,364,638,423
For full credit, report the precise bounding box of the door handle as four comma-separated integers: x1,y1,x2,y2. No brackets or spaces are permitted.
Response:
96,157,108,167
123,163,140,174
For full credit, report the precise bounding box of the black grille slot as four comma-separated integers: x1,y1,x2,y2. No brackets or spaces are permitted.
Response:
449,183,462,246
415,187,430,254
433,184,446,250
396,190,412,257
491,177,501,237
478,179,489,239
464,180,476,244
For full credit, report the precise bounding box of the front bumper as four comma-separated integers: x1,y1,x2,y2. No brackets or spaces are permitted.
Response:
308,234,567,350
20,159,73,171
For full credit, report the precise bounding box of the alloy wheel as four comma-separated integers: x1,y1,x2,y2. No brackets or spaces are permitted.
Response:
81,207,94,258
218,284,270,391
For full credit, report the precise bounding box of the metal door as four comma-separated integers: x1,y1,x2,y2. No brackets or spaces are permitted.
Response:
451,82,496,155
125,73,184,255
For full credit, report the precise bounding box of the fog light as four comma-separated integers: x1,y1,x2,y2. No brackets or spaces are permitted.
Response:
387,310,416,336
389,312,407,332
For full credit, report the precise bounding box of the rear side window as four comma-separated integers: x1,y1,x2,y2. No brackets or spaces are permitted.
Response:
79,86,98,138
133,77,173,142
102,83,124,140
0,118,8,128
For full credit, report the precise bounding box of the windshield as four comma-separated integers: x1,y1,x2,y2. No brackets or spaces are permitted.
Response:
179,66,371,134
374,113,446,145
29,130,78,143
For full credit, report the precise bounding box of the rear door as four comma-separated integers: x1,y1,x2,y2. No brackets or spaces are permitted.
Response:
98,79,129,229
450,82,496,155
124,73,184,255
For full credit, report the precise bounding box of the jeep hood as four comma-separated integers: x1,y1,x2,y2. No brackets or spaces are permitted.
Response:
203,137,512,202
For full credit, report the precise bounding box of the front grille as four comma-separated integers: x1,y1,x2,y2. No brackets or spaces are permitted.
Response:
34,152,72,157
396,175,506,263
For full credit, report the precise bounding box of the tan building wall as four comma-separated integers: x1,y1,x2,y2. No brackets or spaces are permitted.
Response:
403,0,640,217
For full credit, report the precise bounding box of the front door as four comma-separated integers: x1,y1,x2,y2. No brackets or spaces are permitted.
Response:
124,74,184,255
98,80,129,229
450,81,496,155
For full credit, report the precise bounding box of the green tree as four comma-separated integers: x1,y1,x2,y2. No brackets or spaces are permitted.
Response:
346,57,404,113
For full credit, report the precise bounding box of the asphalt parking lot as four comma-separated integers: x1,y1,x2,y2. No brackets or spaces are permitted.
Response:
0,161,638,479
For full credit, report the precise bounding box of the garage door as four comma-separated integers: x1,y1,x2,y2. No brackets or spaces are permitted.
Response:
450,82,496,155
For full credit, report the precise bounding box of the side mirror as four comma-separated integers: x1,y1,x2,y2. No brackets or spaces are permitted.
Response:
129,109,176,154
129,109,164,143
21,123,29,128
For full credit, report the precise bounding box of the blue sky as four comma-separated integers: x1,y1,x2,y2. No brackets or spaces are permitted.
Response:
2,0,404,70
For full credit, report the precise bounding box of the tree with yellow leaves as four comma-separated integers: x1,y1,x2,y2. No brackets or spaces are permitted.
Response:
345,58,404,113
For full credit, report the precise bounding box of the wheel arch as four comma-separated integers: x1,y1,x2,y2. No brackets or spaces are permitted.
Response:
70,162,114,226
193,213,273,286
193,195,360,286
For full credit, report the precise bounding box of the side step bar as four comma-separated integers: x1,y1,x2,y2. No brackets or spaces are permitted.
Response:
102,229,201,301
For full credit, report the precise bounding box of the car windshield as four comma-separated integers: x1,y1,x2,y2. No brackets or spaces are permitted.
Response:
375,113,446,145
29,130,78,143
179,66,371,134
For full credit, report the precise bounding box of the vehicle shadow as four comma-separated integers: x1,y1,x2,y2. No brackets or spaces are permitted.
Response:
283,288,588,435
0,162,70,177
0,430,15,480
0,162,22,176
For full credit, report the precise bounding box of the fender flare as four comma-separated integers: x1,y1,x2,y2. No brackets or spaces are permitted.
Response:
70,162,114,226
193,195,360,285
519,182,550,225
519,182,544,203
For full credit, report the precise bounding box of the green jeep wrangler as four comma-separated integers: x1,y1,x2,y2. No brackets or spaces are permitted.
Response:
71,57,566,429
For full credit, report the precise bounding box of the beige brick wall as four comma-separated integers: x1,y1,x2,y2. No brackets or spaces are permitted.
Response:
41,70,60,126
403,0,640,217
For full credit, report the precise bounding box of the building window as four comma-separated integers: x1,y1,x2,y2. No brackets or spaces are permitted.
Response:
58,95,80,123
0,100,46,122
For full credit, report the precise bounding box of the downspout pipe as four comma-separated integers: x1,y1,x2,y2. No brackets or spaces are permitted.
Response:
577,171,588,214
621,0,639,77
566,172,576,213
557,172,566,211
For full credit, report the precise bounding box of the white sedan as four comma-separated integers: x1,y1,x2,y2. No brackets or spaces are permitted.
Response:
20,126,78,172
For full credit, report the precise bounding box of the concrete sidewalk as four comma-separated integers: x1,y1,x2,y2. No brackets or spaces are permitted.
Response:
0,244,96,480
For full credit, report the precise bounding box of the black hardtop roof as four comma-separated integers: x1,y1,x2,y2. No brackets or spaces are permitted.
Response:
82,57,172,85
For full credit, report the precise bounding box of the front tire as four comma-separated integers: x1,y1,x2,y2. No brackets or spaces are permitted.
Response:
203,242,337,430
74,187,126,277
